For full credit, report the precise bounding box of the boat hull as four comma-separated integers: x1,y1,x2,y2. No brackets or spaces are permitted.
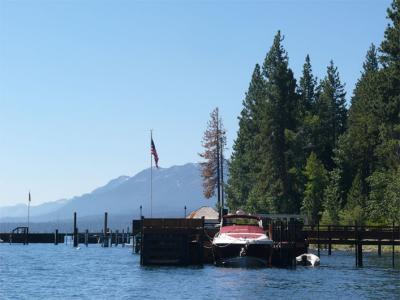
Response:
212,243,272,268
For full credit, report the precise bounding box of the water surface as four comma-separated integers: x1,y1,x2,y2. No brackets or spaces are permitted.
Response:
0,244,399,299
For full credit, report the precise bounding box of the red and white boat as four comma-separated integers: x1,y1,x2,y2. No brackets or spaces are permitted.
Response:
212,214,273,267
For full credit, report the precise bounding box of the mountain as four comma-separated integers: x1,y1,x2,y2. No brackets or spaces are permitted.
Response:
0,198,69,219
0,163,217,223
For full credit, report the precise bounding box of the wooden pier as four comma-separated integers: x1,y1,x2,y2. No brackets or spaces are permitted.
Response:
303,223,400,267
1,213,398,268
139,218,205,266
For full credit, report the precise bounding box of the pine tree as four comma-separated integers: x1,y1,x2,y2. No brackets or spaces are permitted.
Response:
380,0,400,69
199,108,226,215
301,152,328,224
314,61,347,171
298,54,317,117
226,64,265,211
339,45,381,205
323,168,342,225
362,44,379,76
341,172,366,225
255,31,298,213
289,55,319,209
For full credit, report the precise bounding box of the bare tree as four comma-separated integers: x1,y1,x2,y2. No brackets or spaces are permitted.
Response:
199,107,226,218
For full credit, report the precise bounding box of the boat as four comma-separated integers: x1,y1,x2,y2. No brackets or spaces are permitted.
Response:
296,253,320,266
212,214,273,267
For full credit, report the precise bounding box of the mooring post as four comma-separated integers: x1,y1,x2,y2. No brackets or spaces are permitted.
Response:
378,240,382,256
355,222,358,267
73,212,78,248
132,219,135,254
115,230,119,247
328,225,332,255
25,226,29,245
127,226,130,244
85,229,89,247
317,219,320,258
103,212,108,248
140,216,144,264
392,221,395,268
357,225,363,267
54,229,59,245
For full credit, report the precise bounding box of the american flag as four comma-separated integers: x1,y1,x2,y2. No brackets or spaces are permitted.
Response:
151,138,159,168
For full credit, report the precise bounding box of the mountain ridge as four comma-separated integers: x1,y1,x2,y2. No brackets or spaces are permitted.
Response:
0,163,216,222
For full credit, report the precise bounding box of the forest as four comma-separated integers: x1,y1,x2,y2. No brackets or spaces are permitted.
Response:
225,0,400,225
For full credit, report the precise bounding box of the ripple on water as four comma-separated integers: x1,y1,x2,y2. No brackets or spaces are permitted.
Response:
0,244,399,300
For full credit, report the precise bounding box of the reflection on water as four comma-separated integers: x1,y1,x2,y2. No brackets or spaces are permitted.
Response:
0,244,399,299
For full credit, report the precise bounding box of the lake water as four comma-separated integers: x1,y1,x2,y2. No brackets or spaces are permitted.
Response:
0,244,399,299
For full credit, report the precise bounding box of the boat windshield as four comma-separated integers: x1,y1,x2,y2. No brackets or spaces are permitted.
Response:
223,217,260,226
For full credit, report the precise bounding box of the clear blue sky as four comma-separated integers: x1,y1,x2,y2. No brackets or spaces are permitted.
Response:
0,0,391,206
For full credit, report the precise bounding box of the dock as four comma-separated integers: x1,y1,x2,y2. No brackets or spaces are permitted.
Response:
1,213,398,268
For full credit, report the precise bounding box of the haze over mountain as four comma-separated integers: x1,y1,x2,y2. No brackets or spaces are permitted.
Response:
0,163,217,222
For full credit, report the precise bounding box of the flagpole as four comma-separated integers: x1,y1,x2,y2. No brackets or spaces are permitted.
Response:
150,130,153,218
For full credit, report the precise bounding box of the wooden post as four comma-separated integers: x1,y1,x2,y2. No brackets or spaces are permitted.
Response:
122,229,125,247
54,229,59,245
132,220,137,254
317,219,320,258
199,216,205,266
357,226,363,267
25,226,29,245
378,240,382,256
115,230,119,247
103,212,108,248
355,222,358,267
140,216,144,264
392,221,395,268
328,225,332,255
85,229,89,247
73,212,78,248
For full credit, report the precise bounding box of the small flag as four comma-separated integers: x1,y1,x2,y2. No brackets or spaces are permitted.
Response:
151,138,159,168
29,192,31,202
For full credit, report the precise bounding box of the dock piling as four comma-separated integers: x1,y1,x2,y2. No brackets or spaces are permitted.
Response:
392,221,395,268
103,212,108,248
85,229,89,247
73,212,78,248
317,219,320,258
328,225,332,255
54,229,59,245
355,222,358,267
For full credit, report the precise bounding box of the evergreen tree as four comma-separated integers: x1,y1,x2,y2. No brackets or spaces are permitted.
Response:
338,45,381,206
301,152,328,224
314,61,347,171
341,172,366,225
290,55,319,208
380,0,400,70
323,168,342,225
365,0,400,223
298,54,317,117
227,65,265,210
255,31,298,213
362,44,379,76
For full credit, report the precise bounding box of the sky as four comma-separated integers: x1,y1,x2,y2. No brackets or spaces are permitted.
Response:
0,0,392,206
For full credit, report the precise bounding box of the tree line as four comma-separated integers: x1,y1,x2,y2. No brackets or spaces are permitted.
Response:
223,0,400,225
